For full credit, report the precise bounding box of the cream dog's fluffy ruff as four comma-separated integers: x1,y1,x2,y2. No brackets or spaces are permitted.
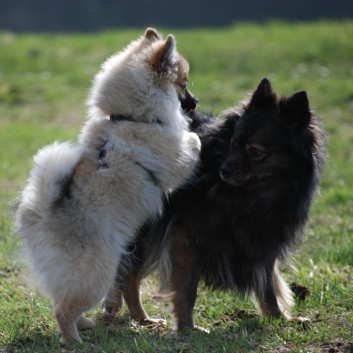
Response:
15,28,200,344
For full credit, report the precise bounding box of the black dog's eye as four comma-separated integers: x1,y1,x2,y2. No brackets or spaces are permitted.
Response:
247,144,266,160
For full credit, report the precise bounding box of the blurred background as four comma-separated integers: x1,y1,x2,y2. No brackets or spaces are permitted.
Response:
1,1,353,352
1,0,353,32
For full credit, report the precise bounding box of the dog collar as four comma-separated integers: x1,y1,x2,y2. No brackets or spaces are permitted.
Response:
110,114,162,125
110,114,134,122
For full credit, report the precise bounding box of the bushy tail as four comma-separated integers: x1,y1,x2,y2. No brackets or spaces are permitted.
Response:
15,141,84,235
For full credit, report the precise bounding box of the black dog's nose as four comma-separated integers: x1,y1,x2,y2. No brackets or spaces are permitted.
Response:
220,163,234,178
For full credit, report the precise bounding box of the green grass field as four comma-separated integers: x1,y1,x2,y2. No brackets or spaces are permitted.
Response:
1,21,353,352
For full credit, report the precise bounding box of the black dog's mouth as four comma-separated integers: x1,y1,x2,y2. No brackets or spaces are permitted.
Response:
219,167,260,187
220,172,244,186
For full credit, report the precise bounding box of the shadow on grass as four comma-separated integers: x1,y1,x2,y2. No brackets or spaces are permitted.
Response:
1,311,273,353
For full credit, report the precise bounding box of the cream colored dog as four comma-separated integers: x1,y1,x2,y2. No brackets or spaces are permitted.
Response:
15,28,200,345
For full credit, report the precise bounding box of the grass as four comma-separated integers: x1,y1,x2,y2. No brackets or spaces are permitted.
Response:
1,20,353,352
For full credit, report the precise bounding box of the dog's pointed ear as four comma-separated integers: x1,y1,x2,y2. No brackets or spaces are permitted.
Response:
250,78,276,106
151,34,177,73
280,90,311,130
144,27,162,42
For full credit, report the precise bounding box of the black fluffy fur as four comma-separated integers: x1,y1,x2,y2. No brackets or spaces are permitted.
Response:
105,78,327,328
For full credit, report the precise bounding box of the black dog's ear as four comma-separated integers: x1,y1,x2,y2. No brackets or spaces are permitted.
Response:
151,34,176,73
225,113,240,131
280,90,311,130
216,113,239,142
250,78,276,106
225,115,238,139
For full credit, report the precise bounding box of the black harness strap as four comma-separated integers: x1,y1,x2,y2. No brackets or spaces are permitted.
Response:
107,114,161,186
110,114,163,125
110,114,135,122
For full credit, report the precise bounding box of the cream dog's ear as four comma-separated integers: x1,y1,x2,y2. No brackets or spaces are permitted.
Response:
150,34,177,73
144,27,162,41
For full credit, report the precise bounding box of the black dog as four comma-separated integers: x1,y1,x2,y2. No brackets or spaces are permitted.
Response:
103,78,327,330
